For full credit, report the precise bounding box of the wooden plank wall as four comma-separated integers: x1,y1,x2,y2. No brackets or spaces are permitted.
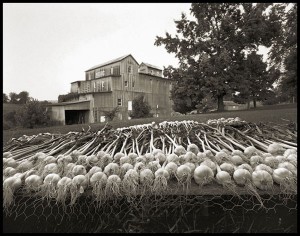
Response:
85,62,121,81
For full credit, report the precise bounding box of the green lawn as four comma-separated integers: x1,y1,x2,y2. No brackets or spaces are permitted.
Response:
3,103,297,146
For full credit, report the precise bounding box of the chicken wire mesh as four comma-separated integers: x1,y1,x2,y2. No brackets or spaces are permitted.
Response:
3,185,297,233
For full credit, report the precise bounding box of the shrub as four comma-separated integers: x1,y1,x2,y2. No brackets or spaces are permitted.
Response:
3,120,14,130
103,106,120,121
15,100,51,129
4,111,18,126
58,93,80,103
130,94,152,119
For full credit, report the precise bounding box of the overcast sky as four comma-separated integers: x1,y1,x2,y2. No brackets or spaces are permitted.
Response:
3,3,268,101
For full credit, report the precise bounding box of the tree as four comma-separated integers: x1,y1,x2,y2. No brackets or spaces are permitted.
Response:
3,93,9,103
155,3,282,111
130,94,152,119
9,92,19,104
260,89,279,105
235,52,278,108
268,3,297,102
280,49,297,102
15,100,51,129
18,91,30,104
164,66,204,114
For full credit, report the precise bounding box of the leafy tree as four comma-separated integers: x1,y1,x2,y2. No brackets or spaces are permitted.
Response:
3,93,9,103
165,66,204,114
234,52,278,108
155,3,282,111
9,92,19,104
130,94,152,119
268,3,297,102
278,48,297,103
260,89,279,105
15,100,51,129
18,91,30,104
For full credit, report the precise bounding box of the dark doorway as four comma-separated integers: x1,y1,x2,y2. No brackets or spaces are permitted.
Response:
65,110,88,125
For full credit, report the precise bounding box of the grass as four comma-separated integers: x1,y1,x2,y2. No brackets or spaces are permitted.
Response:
2,103,297,146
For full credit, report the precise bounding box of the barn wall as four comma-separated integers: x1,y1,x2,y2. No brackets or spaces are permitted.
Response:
70,82,79,93
85,62,121,81
49,106,65,125
111,73,173,119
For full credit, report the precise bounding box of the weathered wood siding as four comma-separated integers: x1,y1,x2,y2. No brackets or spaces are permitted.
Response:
90,77,113,93
111,70,173,119
70,82,79,93
85,62,121,81
49,106,65,125
136,74,172,117
138,63,162,77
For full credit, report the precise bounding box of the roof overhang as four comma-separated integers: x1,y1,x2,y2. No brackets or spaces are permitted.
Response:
48,100,90,110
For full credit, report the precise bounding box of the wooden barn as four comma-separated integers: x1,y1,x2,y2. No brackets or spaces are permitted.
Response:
48,54,173,125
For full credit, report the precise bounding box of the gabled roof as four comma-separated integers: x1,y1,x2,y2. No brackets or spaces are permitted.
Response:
139,62,162,71
85,54,139,72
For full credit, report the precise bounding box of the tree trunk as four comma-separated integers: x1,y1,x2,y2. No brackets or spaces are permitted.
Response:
253,96,256,108
217,95,224,111
247,97,250,110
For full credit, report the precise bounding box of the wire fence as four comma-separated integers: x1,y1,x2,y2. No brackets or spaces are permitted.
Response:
3,187,297,233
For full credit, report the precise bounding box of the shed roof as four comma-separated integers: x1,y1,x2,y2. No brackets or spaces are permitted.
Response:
47,100,90,106
140,62,162,71
85,54,139,72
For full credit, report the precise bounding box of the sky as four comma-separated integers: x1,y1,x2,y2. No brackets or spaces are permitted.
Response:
3,3,269,101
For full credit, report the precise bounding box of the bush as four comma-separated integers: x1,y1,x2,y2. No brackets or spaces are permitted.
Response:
58,93,80,103
15,100,52,129
130,94,152,119
103,106,120,121
3,120,14,130
4,111,18,126
261,97,279,105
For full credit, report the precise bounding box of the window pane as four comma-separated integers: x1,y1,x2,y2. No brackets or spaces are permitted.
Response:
117,99,122,106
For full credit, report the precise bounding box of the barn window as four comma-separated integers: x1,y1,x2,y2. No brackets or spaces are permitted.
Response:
132,81,135,87
113,66,120,75
95,69,101,79
117,98,122,106
100,116,105,122
124,81,128,87
128,65,132,73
